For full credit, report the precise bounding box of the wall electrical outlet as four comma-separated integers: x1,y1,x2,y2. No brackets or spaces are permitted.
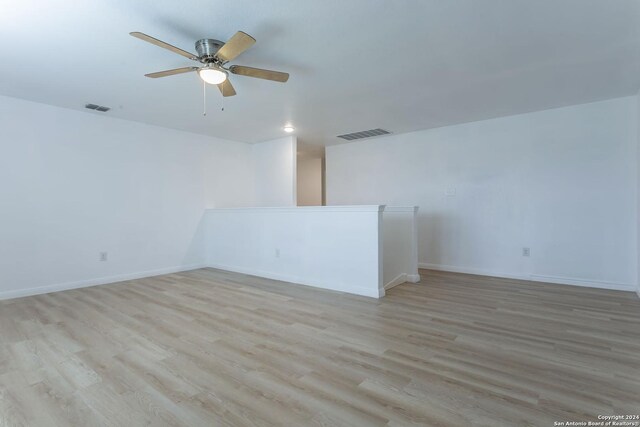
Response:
100,252,108,262
522,247,530,257
275,248,280,258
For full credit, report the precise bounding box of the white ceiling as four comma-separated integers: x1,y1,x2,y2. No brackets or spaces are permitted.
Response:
1,0,639,152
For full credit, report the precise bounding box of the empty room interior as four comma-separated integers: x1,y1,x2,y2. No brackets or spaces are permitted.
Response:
2,0,640,425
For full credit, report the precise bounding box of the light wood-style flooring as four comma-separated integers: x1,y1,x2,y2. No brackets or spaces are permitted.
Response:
1,268,639,426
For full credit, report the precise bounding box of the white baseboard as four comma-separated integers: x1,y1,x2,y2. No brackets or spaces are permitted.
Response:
384,272,421,290
419,263,635,292
0,263,206,301
419,263,525,281
406,273,421,283
529,274,635,292
207,262,383,298
384,273,407,290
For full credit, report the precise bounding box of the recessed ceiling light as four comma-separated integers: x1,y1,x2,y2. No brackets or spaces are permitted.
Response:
283,125,295,133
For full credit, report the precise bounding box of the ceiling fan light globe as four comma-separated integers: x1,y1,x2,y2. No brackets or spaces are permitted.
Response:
199,68,228,85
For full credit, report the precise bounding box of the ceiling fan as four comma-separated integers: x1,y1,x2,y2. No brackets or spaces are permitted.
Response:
130,31,289,97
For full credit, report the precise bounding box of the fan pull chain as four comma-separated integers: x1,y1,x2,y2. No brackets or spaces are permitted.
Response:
221,84,225,111
202,80,207,116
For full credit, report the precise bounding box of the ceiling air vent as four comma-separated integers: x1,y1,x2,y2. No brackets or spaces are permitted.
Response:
85,103,111,112
336,128,391,141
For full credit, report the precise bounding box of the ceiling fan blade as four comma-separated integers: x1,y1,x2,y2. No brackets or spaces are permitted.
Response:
144,67,199,78
217,79,237,97
130,32,198,61
215,31,256,62
229,65,289,83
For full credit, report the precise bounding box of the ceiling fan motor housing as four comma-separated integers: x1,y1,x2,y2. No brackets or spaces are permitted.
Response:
195,39,225,62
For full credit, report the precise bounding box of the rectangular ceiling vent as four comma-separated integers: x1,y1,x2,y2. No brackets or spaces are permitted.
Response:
85,103,111,112
336,128,391,141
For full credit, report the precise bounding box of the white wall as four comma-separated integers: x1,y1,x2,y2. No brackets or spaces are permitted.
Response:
382,207,420,289
637,92,640,297
327,97,638,291
205,206,384,298
252,136,297,207
297,156,323,206
0,95,255,299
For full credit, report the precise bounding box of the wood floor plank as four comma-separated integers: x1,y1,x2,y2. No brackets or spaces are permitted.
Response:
0,268,639,426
